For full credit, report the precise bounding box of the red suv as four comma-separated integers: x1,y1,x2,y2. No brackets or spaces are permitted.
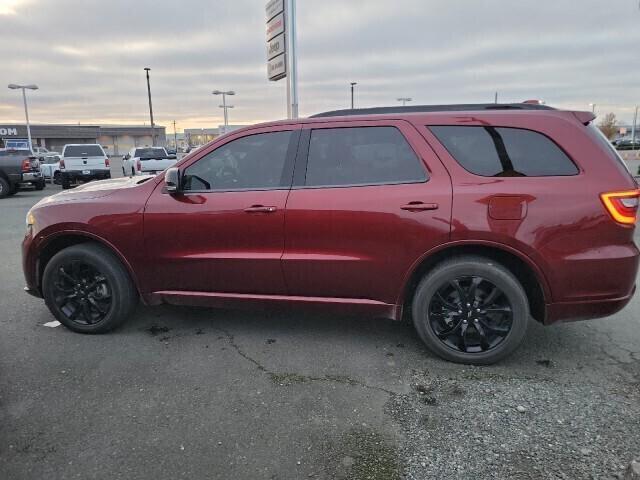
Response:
22,104,639,364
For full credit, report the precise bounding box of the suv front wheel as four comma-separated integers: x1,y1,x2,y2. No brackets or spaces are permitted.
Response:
42,243,138,333
412,256,529,364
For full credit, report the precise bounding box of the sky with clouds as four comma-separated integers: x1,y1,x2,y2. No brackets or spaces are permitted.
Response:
0,0,639,130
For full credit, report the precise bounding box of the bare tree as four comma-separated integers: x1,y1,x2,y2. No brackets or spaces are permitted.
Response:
598,113,618,139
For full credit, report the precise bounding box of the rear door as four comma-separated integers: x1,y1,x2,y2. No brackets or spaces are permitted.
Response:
282,120,452,305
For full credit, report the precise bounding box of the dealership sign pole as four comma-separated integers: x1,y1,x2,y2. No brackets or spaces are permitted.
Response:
266,0,298,119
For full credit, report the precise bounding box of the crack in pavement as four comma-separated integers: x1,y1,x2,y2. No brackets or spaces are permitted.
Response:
214,327,397,396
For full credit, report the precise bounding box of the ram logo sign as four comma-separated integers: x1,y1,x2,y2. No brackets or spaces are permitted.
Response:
0,128,18,136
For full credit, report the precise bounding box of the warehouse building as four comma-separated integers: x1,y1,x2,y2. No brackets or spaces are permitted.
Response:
0,124,166,156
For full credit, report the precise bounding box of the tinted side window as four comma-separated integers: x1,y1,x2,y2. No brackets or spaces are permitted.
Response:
183,131,292,191
429,126,578,177
305,126,427,187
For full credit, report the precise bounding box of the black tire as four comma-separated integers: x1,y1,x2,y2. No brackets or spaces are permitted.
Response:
8,182,19,196
42,243,138,333
53,171,61,185
412,256,529,365
35,180,45,191
61,175,71,189
131,167,135,177
0,177,10,198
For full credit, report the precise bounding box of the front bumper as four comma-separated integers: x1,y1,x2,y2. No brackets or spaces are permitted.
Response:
22,227,42,298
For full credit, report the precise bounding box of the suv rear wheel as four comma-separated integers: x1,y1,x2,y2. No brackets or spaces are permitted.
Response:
412,256,529,364
42,243,138,333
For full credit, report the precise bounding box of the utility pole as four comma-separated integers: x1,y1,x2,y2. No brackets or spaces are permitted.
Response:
286,0,299,118
494,91,498,104
173,120,178,151
350,82,357,109
632,105,638,151
397,97,412,107
144,68,155,146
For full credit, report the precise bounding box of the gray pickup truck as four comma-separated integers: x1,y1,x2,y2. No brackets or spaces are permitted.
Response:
0,149,45,198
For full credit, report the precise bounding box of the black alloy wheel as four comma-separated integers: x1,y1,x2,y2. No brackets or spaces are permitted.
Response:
412,256,529,364
428,276,512,353
51,260,112,326
42,243,138,333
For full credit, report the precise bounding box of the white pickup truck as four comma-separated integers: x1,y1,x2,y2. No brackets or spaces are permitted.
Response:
59,144,111,189
122,147,177,176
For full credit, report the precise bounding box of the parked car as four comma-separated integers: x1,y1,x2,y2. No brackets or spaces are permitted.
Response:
33,146,61,157
22,103,640,364
0,149,45,197
617,138,640,151
59,144,110,189
39,154,62,183
121,147,177,176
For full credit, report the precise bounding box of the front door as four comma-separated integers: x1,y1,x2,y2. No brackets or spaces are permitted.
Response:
143,126,300,295
282,120,452,305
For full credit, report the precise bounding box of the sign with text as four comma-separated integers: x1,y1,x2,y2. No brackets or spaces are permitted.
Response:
265,0,284,21
267,54,287,81
266,1,287,81
266,12,284,42
0,127,18,136
267,33,285,60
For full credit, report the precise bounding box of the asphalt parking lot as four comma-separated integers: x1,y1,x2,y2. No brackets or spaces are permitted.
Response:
1,187,639,480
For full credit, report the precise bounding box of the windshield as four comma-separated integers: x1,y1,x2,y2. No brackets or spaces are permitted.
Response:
135,148,167,159
64,145,104,157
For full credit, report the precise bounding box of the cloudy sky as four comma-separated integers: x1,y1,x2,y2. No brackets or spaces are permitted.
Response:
1,0,639,130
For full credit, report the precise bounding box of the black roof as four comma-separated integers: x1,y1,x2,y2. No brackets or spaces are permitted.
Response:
310,103,555,118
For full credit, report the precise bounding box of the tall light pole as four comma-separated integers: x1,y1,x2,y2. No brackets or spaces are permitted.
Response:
589,103,596,114
8,83,38,153
144,68,155,146
397,97,412,107
350,82,357,110
632,105,638,151
212,90,235,134
173,120,178,152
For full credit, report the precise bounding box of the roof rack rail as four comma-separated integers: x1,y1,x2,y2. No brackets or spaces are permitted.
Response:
310,103,555,118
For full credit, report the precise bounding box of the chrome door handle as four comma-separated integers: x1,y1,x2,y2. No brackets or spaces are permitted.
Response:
401,202,439,212
244,205,277,213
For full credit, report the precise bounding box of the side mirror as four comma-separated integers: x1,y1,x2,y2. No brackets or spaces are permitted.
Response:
165,167,181,194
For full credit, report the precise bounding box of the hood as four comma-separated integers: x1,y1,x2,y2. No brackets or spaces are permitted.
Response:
36,175,156,206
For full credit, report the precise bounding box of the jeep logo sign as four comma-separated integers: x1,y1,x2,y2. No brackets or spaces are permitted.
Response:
0,128,18,136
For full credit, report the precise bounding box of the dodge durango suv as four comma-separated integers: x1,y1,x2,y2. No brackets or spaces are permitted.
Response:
22,103,639,364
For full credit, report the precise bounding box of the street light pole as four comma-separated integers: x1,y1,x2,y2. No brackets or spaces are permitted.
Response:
397,97,412,107
589,103,596,114
350,82,357,109
144,68,155,146
632,105,638,151
8,83,38,154
212,90,235,134
173,120,178,152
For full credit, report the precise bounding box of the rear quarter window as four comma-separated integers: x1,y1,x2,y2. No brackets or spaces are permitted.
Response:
429,126,578,177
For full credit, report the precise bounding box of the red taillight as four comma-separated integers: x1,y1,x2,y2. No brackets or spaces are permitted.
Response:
21,158,30,172
136,160,141,172
600,189,640,225
105,157,110,167
59,158,65,169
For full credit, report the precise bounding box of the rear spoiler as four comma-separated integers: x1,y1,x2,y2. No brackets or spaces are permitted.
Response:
572,111,596,125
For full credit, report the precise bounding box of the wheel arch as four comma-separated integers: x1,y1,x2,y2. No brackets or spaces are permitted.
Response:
37,231,142,298
400,241,550,324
